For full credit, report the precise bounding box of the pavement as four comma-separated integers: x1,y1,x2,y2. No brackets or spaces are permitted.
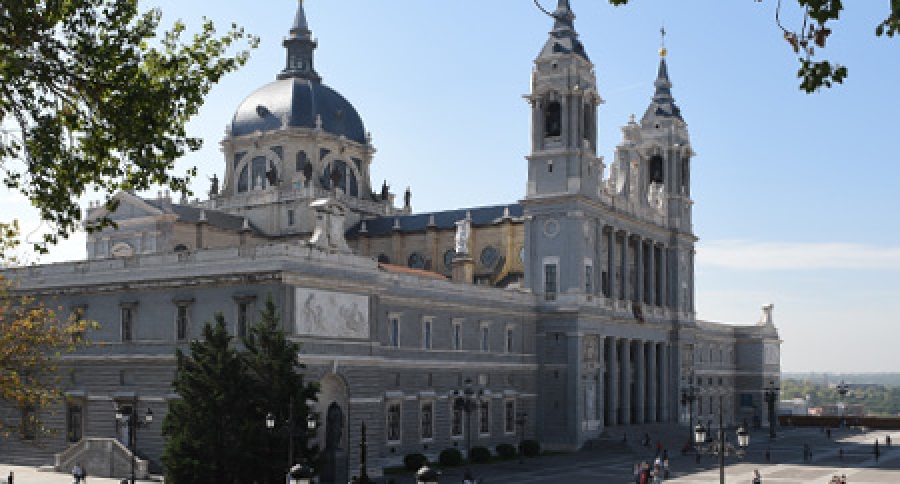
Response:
4,427,900,483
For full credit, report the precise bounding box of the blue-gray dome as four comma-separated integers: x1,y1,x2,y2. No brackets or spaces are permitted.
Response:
230,78,366,144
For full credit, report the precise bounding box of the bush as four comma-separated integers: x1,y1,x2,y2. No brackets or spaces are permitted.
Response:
469,446,492,463
438,448,463,467
496,443,517,460
403,453,427,471
521,439,541,457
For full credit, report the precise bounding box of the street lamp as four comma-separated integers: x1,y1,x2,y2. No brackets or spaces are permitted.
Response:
266,397,318,482
114,404,152,484
693,395,749,484
763,380,780,439
515,411,528,463
415,463,440,484
356,421,375,484
453,378,481,460
289,462,314,484
682,374,697,451
836,380,849,428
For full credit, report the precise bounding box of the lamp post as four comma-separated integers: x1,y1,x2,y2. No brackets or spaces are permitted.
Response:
356,421,375,484
289,462,314,484
693,395,749,484
836,380,849,428
415,464,440,484
453,378,480,460
266,396,317,483
681,375,697,450
114,404,152,484
763,380,780,439
515,411,528,463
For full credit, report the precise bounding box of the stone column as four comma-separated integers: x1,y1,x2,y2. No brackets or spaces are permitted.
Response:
634,341,645,424
634,237,644,304
620,339,631,425
648,243,656,306
607,228,616,299
659,245,667,309
659,343,670,422
647,341,658,422
607,337,619,426
620,232,629,301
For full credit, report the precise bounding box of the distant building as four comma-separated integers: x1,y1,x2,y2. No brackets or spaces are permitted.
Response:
779,397,810,416
809,404,866,417
1,2,781,481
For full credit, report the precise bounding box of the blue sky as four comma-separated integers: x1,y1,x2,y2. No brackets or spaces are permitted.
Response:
8,1,899,372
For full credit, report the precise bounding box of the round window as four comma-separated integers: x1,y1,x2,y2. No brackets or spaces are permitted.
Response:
443,249,456,270
480,246,500,269
377,254,390,264
408,252,426,270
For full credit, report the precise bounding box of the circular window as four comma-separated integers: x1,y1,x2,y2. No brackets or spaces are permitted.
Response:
377,254,390,264
443,249,456,269
480,246,500,269
543,218,560,238
408,252,426,270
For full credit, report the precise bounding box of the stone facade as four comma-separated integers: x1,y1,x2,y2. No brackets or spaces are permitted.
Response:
2,1,780,481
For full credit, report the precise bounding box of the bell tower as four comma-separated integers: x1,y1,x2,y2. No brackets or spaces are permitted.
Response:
525,0,604,199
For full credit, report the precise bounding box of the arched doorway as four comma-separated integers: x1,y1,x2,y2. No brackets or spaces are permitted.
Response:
316,374,348,484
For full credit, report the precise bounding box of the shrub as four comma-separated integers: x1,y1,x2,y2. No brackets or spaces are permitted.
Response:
521,439,541,457
470,446,492,463
403,453,427,471
496,443,517,460
438,448,463,467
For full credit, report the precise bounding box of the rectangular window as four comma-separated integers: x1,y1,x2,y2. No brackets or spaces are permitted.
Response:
452,320,462,351
389,316,400,347
480,325,489,352
237,302,249,338
585,264,594,295
287,209,295,226
421,401,434,440
422,318,433,350
387,401,401,443
176,305,190,341
21,405,36,440
506,326,514,353
121,307,133,342
479,400,490,435
544,263,558,301
452,406,464,438
504,400,515,434
67,402,83,443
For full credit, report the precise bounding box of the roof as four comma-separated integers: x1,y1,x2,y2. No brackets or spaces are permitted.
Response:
641,57,683,123
378,263,449,280
346,204,523,237
144,199,262,235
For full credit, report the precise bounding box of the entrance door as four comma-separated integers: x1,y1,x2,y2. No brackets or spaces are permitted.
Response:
319,402,346,484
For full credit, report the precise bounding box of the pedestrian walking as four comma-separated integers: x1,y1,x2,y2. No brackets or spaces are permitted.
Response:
72,463,85,484
752,469,761,484
875,439,881,461
663,457,670,479
887,434,893,447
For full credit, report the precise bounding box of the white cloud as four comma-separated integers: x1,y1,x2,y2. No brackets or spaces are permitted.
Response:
697,240,900,270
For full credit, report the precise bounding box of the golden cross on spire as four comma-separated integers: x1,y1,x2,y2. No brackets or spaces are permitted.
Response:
660,26,668,57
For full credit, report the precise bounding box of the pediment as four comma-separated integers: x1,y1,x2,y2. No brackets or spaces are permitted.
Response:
86,191,165,223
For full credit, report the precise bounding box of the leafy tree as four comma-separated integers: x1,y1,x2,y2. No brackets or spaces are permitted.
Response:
243,296,320,482
0,0,258,250
603,0,899,92
162,315,259,484
0,224,94,436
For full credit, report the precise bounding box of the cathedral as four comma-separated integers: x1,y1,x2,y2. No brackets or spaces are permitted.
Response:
5,1,780,481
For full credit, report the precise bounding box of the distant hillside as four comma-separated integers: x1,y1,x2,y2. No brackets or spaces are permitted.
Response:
784,373,900,387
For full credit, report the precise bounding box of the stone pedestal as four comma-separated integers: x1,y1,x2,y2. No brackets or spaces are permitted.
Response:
451,256,474,284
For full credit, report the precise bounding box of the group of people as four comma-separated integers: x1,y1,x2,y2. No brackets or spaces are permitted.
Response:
632,455,670,484
827,474,848,483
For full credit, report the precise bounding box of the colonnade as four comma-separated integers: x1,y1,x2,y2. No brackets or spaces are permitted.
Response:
602,336,672,426
603,227,690,313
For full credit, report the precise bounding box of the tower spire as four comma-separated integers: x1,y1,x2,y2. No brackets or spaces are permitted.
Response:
537,0,589,61
641,30,682,123
278,0,321,82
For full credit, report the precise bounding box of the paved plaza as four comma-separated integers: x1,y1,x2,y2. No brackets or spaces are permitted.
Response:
3,428,900,483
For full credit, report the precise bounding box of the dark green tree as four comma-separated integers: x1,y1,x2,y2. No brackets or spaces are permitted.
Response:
243,296,320,483
0,0,257,251
161,315,260,484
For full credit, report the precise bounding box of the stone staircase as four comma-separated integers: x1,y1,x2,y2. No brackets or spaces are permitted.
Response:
54,438,148,479
0,440,57,468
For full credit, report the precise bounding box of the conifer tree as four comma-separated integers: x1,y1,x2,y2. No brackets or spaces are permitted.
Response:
161,315,260,484
243,296,320,482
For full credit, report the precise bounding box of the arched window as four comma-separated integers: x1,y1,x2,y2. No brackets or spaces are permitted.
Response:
583,105,593,141
322,160,359,197
296,151,308,172
649,155,664,184
545,101,562,137
237,166,249,193
681,158,690,195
